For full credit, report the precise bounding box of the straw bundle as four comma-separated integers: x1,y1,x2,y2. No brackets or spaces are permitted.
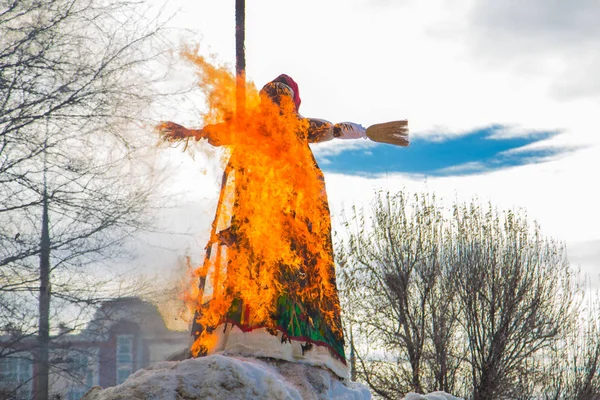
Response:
366,120,409,147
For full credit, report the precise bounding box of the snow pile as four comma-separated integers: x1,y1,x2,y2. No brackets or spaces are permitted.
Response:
403,392,463,400
81,355,371,400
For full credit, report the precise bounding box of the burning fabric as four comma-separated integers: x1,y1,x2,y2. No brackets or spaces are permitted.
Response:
158,52,408,379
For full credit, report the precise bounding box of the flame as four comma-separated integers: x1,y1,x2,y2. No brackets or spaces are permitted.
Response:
176,49,343,360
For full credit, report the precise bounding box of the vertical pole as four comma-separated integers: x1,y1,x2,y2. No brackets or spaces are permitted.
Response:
37,139,50,400
190,1,246,357
350,327,356,381
235,0,245,119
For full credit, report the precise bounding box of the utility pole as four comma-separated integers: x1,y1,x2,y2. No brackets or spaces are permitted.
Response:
37,137,51,400
350,327,356,381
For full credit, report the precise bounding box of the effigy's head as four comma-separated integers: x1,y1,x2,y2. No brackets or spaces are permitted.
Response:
259,74,301,113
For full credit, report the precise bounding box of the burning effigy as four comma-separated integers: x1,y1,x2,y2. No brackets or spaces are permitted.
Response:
158,51,408,379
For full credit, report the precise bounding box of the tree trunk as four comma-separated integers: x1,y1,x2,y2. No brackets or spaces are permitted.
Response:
474,363,498,400
406,342,423,393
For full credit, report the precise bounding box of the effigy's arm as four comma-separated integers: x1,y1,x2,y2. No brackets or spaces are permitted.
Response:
306,118,410,147
157,121,235,147
305,118,367,143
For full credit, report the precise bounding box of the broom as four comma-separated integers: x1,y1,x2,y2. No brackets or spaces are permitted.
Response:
365,120,409,147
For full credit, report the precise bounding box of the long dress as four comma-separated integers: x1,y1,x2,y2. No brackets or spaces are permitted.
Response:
189,102,348,378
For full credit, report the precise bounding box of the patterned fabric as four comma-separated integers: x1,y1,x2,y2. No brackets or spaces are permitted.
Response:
190,83,345,363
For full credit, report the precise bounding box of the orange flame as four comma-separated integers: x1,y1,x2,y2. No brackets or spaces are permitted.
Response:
174,49,343,359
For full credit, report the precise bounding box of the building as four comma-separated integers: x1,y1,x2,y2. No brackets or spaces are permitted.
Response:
0,298,189,400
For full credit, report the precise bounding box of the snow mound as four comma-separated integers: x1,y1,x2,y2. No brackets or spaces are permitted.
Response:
403,392,463,400
81,355,371,400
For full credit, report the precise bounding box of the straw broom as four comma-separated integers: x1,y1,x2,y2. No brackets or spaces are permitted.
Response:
365,120,409,147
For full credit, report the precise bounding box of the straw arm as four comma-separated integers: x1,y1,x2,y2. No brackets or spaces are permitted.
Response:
157,121,234,147
306,118,410,147
306,119,369,143
157,121,202,141
306,118,335,143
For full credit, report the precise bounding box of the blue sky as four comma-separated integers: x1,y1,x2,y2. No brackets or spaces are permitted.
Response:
315,126,572,177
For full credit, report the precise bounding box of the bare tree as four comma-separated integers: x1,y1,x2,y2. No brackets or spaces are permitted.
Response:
0,0,167,398
424,261,463,394
338,191,460,396
569,320,600,400
538,290,600,400
338,191,578,399
447,202,577,400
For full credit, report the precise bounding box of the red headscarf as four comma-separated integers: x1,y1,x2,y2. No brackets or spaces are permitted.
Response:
274,74,301,111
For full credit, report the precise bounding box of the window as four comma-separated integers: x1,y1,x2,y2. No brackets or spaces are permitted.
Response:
0,355,32,399
66,351,95,399
115,334,134,384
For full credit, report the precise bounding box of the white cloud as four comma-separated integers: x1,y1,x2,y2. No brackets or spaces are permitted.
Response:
310,138,375,159
466,0,600,100
436,161,488,175
470,0,600,50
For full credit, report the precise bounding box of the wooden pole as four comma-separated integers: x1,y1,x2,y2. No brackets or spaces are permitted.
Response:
235,0,245,119
190,0,247,356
